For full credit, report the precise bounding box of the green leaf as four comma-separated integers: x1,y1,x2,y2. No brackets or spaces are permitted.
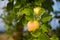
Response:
14,5,21,8
7,1,13,11
22,18,27,26
21,8,32,15
41,13,52,23
34,0,44,6
17,8,33,16
25,15,34,21
31,30,41,37
41,0,54,11
50,35,59,40
34,1,41,6
40,33,50,40
14,0,26,8
41,24,50,32
41,24,48,33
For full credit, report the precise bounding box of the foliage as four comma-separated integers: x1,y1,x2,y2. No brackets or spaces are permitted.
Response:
1,0,59,40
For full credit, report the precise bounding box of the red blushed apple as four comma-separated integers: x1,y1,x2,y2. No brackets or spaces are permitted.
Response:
27,20,39,32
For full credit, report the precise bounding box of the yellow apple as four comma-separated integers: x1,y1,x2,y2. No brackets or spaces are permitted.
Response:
27,20,39,32
34,7,45,15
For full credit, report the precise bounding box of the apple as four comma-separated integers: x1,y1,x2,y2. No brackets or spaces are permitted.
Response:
34,7,45,15
27,20,39,32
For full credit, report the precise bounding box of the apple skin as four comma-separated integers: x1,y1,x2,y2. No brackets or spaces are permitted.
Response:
34,7,41,15
27,20,39,32
34,7,45,16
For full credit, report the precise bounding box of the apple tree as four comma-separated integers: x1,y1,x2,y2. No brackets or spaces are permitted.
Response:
1,0,59,40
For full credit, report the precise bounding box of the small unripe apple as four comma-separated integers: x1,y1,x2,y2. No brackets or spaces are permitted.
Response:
34,7,41,15
27,20,39,32
34,7,45,15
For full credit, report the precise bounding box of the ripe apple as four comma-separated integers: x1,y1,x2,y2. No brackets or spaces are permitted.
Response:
27,20,39,32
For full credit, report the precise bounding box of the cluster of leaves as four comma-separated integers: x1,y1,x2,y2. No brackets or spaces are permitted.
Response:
1,0,59,40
